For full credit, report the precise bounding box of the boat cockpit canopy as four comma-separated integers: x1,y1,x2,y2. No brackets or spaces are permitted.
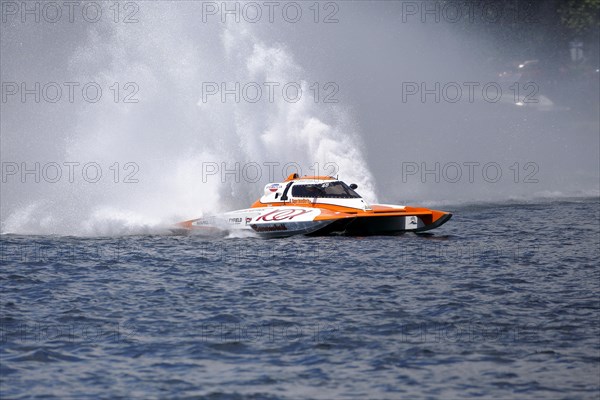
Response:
291,181,361,199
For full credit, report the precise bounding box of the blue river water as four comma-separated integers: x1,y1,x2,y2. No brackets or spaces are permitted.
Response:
1,198,599,399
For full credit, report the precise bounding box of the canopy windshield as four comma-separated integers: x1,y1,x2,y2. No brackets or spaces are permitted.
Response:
291,182,361,199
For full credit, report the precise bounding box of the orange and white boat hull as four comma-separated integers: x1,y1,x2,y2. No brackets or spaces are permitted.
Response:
174,205,451,237
174,174,452,237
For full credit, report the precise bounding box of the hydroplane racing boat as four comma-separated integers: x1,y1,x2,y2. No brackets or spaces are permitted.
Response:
175,174,452,238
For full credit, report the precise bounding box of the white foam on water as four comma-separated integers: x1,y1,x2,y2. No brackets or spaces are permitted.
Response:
2,5,376,236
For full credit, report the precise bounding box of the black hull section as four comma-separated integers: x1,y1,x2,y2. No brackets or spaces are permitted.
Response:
415,213,452,232
310,214,452,236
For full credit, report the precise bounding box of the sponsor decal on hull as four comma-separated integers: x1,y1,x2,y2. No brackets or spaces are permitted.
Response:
192,219,211,226
407,216,418,227
256,208,313,222
251,224,288,232
267,183,281,192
